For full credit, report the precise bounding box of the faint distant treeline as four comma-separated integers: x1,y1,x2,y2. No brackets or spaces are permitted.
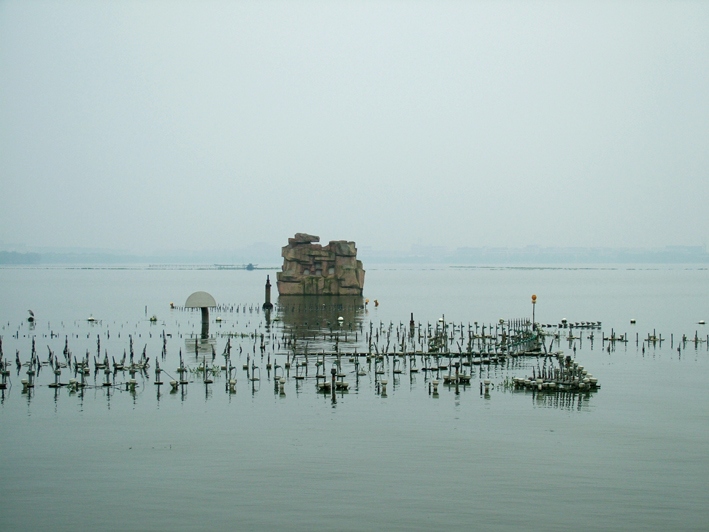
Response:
0,251,138,264
0,251,41,264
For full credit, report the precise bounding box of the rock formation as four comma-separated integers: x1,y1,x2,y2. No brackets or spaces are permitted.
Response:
276,233,365,296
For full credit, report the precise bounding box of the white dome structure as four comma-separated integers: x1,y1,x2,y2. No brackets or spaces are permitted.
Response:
185,291,217,338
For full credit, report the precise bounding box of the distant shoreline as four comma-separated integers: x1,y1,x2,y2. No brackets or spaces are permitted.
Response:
1,245,707,266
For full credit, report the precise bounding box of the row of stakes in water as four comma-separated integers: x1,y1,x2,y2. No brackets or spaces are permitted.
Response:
1,336,595,397
513,353,599,392
4,355,592,399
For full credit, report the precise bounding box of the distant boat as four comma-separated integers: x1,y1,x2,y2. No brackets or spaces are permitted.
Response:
246,263,255,271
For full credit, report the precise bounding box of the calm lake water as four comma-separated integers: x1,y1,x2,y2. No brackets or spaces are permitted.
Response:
1,264,708,531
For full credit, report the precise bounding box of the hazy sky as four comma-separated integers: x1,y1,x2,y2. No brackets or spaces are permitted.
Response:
1,1,707,254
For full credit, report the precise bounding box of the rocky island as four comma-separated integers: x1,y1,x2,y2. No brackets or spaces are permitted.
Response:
276,233,365,296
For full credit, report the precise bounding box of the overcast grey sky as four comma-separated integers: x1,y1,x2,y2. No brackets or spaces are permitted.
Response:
1,1,707,254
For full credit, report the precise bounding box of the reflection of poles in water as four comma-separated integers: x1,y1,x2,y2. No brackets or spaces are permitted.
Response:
331,367,337,405
368,322,373,355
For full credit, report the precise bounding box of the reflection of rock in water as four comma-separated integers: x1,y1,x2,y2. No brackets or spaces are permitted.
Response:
184,336,217,360
277,295,365,353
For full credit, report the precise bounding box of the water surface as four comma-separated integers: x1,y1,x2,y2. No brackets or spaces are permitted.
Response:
1,265,707,531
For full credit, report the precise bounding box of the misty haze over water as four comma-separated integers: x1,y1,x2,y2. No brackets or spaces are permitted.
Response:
1,1,708,258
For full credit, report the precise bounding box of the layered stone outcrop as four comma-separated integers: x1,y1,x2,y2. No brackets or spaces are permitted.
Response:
276,233,365,296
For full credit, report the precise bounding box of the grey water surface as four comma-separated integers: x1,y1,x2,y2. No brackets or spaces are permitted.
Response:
1,265,707,531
